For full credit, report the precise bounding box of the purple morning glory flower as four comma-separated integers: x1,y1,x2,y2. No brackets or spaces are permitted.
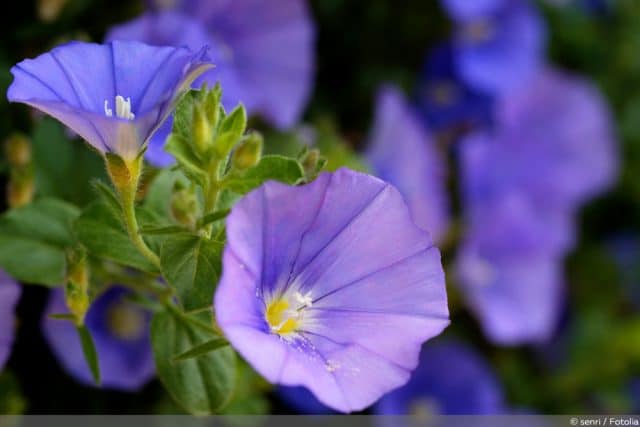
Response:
442,0,546,94
488,68,617,208
215,168,449,412
7,40,212,161
375,341,505,415
415,45,494,133
456,191,569,344
367,85,450,243
0,270,21,372
42,287,154,391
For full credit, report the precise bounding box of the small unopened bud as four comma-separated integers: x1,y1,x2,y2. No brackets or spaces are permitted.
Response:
7,177,34,208
300,148,326,181
38,0,69,22
231,133,263,171
192,104,213,153
5,134,31,167
65,255,90,325
170,186,198,228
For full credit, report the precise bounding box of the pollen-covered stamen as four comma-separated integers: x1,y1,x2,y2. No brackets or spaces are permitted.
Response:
104,95,135,120
265,291,313,336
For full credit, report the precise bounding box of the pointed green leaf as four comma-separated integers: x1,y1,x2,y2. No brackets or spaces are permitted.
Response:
76,324,101,385
172,337,229,363
197,209,230,228
160,234,223,311
151,310,236,415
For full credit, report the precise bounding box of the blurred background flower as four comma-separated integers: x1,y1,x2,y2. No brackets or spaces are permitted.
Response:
42,287,154,391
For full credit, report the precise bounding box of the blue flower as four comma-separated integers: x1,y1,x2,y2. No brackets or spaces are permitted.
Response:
375,341,505,415
367,85,450,242
442,0,546,94
107,0,315,166
467,68,618,209
215,168,449,412
42,287,154,391
455,194,569,344
415,45,494,133
7,40,212,161
0,270,21,372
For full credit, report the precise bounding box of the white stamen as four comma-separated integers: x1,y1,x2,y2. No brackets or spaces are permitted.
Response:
104,100,113,117
295,291,313,308
104,95,135,120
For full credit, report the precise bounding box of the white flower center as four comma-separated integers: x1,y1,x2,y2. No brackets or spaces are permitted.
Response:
104,95,135,120
265,290,314,336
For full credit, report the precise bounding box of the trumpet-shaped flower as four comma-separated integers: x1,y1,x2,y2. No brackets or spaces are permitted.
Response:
215,168,449,412
456,193,568,344
7,40,212,160
43,287,154,391
367,85,450,242
0,270,21,372
375,341,505,415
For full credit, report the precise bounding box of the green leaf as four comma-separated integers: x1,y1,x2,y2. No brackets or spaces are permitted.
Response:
198,209,230,228
31,118,107,206
74,201,163,273
0,198,80,247
0,198,80,286
172,337,229,363
224,155,304,194
0,235,66,286
76,324,101,385
151,310,236,415
160,234,223,311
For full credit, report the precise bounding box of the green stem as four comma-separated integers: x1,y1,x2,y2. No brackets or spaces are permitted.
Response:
120,181,161,269
105,154,161,270
203,158,222,237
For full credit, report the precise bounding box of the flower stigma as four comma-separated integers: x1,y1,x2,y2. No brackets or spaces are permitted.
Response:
104,95,136,120
265,291,313,337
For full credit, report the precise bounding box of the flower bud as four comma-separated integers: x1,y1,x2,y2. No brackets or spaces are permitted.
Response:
300,148,326,181
5,134,31,167
7,176,34,209
231,133,263,171
37,0,69,22
170,186,198,228
192,104,213,154
65,254,90,325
